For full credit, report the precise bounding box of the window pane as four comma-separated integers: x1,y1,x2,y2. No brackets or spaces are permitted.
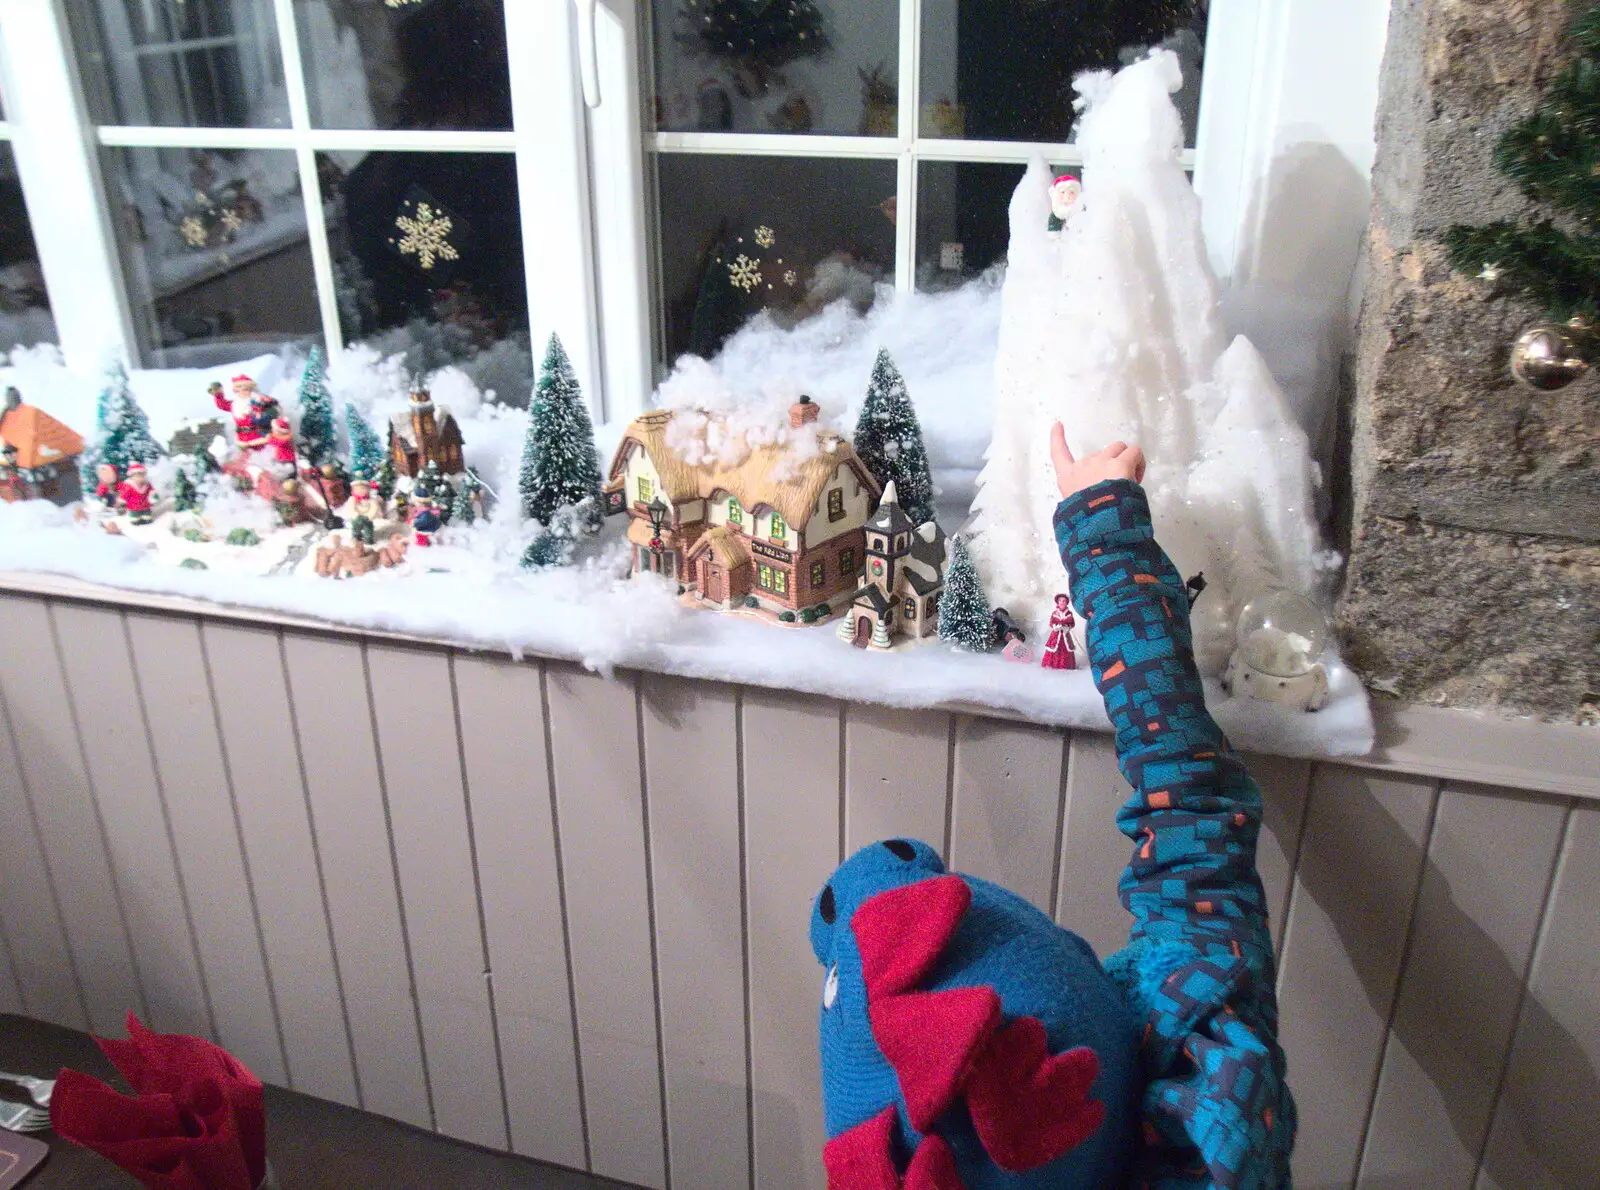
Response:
103,146,317,366
296,0,511,132
0,143,57,351
919,0,1206,144
915,160,1025,291
657,153,896,362
320,149,531,397
653,0,898,136
67,0,288,128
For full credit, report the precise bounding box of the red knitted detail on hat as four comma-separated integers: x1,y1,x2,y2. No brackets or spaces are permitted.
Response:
821,1108,967,1190
964,1016,1104,1172
870,987,1002,1132
852,875,969,1002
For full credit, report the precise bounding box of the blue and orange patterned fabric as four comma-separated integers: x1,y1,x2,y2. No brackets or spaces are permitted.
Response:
1054,478,1296,1189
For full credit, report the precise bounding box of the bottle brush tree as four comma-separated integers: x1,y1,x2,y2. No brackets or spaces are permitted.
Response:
83,361,162,487
938,535,994,652
854,349,935,525
1444,5,1600,322
296,346,336,466
519,333,603,532
345,403,385,479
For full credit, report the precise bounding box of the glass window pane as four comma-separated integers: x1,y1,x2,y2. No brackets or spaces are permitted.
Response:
656,153,897,362
103,146,317,366
653,0,898,136
915,160,1025,290
0,143,57,351
296,0,511,132
67,0,288,128
919,0,1207,144
320,149,530,396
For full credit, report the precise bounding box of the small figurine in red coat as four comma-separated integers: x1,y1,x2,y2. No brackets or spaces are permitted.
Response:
95,462,121,509
117,462,155,525
1040,592,1077,670
267,417,297,469
213,374,278,450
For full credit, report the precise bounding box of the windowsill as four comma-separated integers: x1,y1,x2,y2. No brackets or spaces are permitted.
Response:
2,566,1594,800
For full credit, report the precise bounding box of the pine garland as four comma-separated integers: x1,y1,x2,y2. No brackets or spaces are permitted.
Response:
854,349,935,525
1444,5,1600,321
938,535,993,652
519,333,603,533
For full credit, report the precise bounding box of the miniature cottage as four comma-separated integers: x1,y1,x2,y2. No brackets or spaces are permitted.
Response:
605,397,881,615
389,388,464,478
0,386,85,505
836,481,948,649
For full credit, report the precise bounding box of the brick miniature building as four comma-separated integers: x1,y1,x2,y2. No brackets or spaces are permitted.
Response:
389,388,464,479
605,396,881,615
0,386,85,505
836,481,948,649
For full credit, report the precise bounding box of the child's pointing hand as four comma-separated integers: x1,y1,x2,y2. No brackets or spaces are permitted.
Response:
1050,423,1146,499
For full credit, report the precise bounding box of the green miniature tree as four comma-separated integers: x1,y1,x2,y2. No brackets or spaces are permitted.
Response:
938,535,993,652
172,468,199,513
1444,6,1600,321
296,346,336,466
345,402,385,478
83,361,162,487
191,444,220,478
519,333,603,532
521,527,573,569
373,453,397,501
451,469,484,525
854,349,935,526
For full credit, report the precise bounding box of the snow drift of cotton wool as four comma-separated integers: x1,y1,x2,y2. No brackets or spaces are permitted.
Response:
968,50,1330,675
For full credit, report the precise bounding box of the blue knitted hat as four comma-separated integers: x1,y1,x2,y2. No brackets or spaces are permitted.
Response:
810,839,1138,1190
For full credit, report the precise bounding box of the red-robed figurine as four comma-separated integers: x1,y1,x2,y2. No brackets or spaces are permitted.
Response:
212,375,277,450
266,417,297,468
1040,592,1077,670
95,462,121,508
117,462,155,525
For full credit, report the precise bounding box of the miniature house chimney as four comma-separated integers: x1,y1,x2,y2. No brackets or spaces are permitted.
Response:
790,394,819,428
410,388,437,447
3,387,19,415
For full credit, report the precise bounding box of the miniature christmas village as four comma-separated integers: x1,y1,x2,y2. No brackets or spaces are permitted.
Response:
0,51,1368,751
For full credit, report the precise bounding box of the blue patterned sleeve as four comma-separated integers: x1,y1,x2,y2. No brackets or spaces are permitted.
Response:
1053,479,1295,1190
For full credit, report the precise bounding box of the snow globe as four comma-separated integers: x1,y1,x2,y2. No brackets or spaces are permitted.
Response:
1223,590,1332,711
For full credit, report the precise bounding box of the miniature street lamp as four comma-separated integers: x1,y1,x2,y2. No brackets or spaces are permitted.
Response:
647,495,669,554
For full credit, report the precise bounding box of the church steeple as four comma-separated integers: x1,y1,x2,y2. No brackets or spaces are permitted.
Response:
863,480,914,595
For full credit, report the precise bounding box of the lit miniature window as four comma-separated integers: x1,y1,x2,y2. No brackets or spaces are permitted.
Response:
839,548,855,575
828,487,844,521
638,475,654,502
727,495,743,526
757,563,773,590
774,569,789,595
810,560,824,586
769,511,787,542
904,598,917,620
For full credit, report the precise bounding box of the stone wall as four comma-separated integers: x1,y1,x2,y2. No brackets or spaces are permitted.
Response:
1340,0,1600,720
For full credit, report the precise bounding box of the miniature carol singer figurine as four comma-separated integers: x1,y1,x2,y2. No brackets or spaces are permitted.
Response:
411,497,442,547
267,418,297,469
117,462,155,525
1048,174,1082,232
1041,592,1077,670
95,462,121,509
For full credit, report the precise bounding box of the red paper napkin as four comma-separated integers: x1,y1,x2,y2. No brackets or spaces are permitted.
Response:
49,1013,266,1190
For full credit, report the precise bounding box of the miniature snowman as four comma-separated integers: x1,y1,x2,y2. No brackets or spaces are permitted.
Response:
348,478,381,545
117,462,155,525
1222,590,1332,711
1048,174,1082,232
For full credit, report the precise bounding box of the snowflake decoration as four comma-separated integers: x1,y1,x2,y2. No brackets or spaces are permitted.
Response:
178,216,208,248
728,254,763,292
392,202,460,270
783,269,798,286
754,225,775,248
219,207,243,232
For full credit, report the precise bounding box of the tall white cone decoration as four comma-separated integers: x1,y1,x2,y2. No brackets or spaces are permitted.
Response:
967,50,1326,674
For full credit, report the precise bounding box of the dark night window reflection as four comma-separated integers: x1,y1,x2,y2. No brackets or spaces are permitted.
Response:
66,0,289,128
657,154,896,364
653,0,899,136
919,0,1207,144
321,150,530,400
0,143,57,351
916,161,1027,291
103,146,318,367
296,0,511,132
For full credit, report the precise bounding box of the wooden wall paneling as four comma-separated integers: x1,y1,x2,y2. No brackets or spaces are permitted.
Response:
1241,752,1313,958
0,594,139,1034
1355,783,1567,1189
280,634,428,1128
201,621,357,1106
743,688,842,1190
123,611,285,1083
1054,731,1133,956
1474,802,1600,1190
544,664,665,1190
452,653,586,1169
842,704,950,857
52,603,208,1038
640,675,749,1190
1275,766,1438,1188
949,716,1067,914
0,918,19,1016
365,643,505,1150
0,664,82,1027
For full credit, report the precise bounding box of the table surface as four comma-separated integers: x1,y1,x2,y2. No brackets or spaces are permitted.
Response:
0,1015,634,1190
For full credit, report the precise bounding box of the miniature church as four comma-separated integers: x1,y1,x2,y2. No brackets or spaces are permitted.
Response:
836,481,948,649
389,388,464,479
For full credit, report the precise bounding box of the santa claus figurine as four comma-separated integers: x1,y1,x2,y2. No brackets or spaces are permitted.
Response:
1040,592,1077,670
117,462,155,525
266,417,297,469
1048,174,1082,232
94,462,121,509
212,375,278,450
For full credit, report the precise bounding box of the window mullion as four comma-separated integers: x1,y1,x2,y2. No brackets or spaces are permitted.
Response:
270,0,343,354
0,1,134,369
894,0,922,293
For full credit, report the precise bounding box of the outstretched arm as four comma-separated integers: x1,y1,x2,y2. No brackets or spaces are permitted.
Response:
1049,427,1293,1190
